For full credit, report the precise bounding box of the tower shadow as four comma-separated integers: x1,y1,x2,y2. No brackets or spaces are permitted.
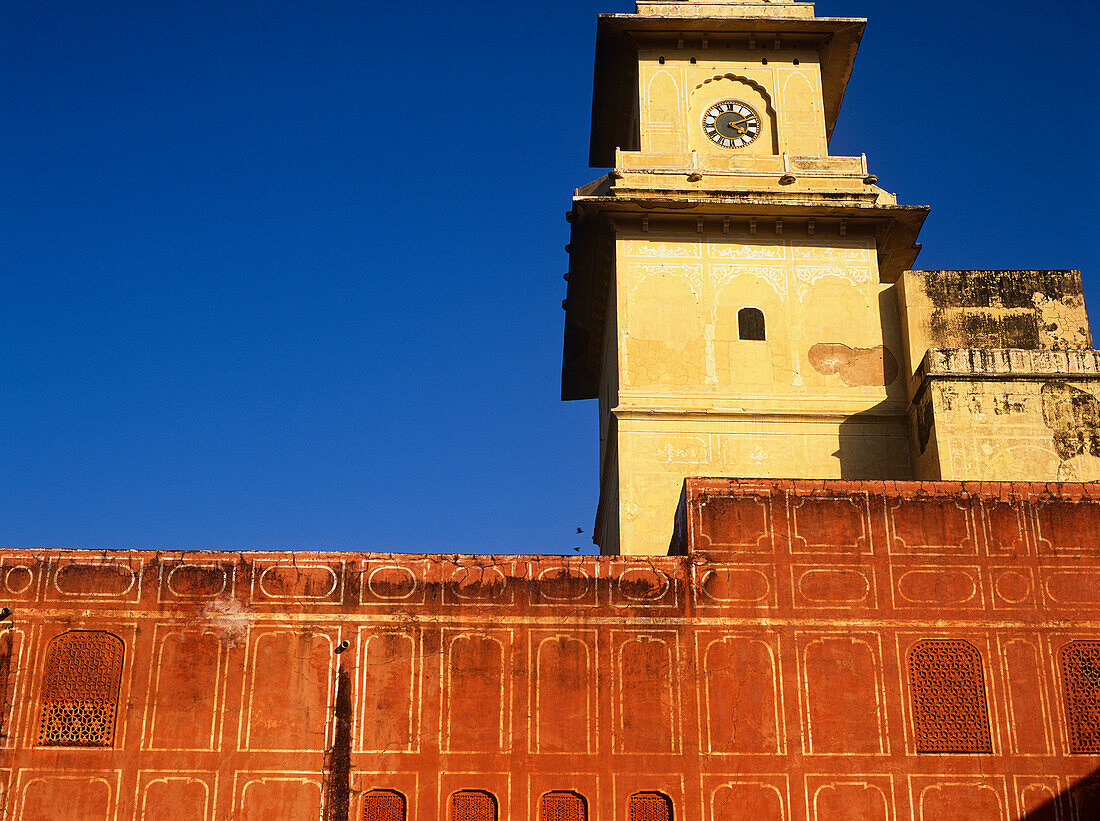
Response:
835,400,910,480
1021,767,1099,820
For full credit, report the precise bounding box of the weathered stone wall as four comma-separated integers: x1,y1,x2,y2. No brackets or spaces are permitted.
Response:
897,272,1097,483
605,228,911,556
907,349,1100,482
1,479,1098,819
898,270,1092,397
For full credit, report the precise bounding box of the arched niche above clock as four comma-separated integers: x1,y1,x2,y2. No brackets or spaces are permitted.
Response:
688,74,779,157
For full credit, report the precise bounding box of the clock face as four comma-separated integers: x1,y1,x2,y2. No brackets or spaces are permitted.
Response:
702,100,761,149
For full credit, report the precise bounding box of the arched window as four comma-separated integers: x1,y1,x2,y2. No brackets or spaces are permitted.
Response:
540,791,587,821
37,631,124,747
737,307,766,341
908,640,992,753
450,790,497,821
1061,641,1100,754
628,792,673,821
362,790,406,821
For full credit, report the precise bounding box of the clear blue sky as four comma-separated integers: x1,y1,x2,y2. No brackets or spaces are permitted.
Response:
1,1,1097,555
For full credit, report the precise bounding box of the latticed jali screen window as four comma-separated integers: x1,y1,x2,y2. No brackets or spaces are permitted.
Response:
628,792,673,821
1061,641,1100,754
450,790,497,821
37,631,124,747
362,790,406,821
540,791,586,821
908,639,992,753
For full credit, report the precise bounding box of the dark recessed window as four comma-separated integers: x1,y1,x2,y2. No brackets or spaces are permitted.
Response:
363,790,406,821
1061,641,1100,754
450,791,497,821
38,631,124,748
793,58,800,65
738,308,766,341
628,792,673,821
908,640,992,754
540,792,587,821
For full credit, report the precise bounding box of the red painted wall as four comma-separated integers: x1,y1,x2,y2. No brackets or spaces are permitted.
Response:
0,479,1097,820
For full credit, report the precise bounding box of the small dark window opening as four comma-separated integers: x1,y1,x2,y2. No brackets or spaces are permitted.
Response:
793,58,801,65
908,640,992,754
761,58,768,65
1061,641,1100,754
38,630,124,748
540,791,587,821
628,792,673,821
738,308,766,341
450,791,497,821
658,56,665,65
363,790,406,821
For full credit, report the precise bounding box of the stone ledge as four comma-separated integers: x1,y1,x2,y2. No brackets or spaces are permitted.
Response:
672,475,1100,558
636,1,817,19
918,347,1100,380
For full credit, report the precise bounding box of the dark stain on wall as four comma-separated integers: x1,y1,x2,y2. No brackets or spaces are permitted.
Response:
324,665,353,821
923,270,1084,311
0,632,11,744
992,394,1027,416
915,393,935,455
917,270,1091,350
930,312,1042,349
449,568,508,602
537,568,595,601
1041,382,1100,463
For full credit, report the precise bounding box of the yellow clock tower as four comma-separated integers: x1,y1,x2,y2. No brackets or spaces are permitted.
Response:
562,0,930,555
565,0,1098,556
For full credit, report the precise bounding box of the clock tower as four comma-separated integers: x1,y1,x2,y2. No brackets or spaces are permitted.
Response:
562,0,930,555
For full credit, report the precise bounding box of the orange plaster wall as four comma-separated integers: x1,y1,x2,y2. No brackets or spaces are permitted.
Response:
0,479,1097,820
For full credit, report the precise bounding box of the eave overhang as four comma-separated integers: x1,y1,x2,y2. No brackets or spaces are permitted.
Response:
561,188,929,401
590,13,866,168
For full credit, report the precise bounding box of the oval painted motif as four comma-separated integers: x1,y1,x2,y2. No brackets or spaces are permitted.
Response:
798,568,871,603
450,567,508,601
700,568,770,603
167,564,227,598
258,565,338,599
537,568,594,602
55,563,136,597
994,571,1031,604
1045,571,1100,604
366,566,418,600
617,567,671,601
5,565,33,595
897,569,977,605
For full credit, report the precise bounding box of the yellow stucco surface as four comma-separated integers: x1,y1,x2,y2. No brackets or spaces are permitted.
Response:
911,349,1100,484
640,56,825,158
599,230,911,554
